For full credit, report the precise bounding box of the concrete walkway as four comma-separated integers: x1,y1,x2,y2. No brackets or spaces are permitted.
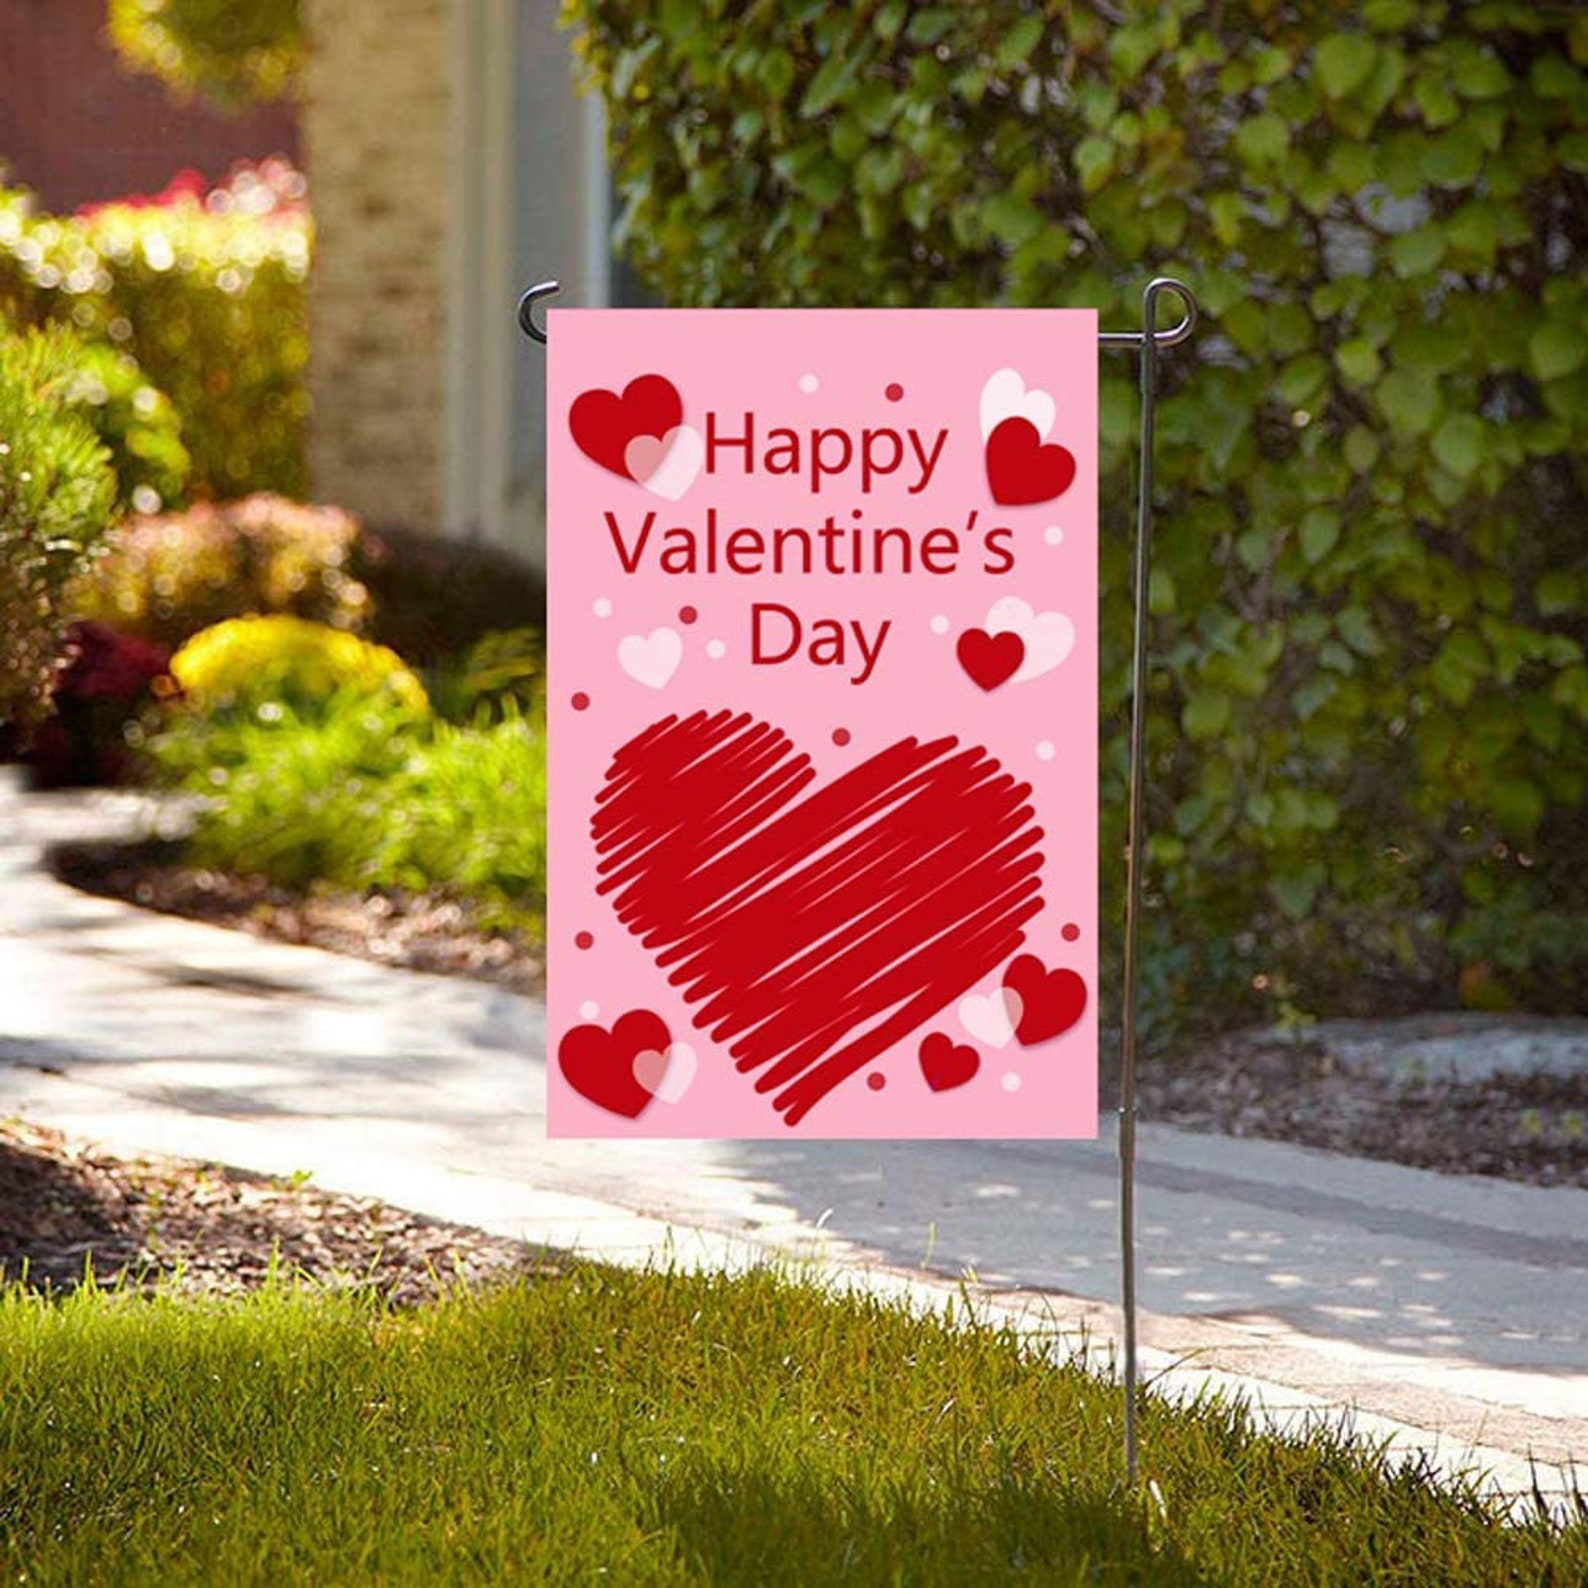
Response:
3,771,1584,1517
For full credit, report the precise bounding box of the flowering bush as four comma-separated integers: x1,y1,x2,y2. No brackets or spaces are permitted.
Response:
169,615,428,719
71,494,369,650
23,622,173,788
0,161,310,498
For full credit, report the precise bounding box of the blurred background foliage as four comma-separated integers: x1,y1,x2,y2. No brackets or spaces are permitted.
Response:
107,0,305,110
0,325,121,725
567,0,1587,1034
0,163,310,501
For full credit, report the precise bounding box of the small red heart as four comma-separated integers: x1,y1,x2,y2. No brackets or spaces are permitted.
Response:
569,374,683,480
558,1009,671,1118
957,628,1024,691
919,1032,980,1092
1002,954,1087,1045
985,416,1077,506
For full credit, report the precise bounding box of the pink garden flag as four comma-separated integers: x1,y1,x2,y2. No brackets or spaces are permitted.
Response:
547,309,1098,1139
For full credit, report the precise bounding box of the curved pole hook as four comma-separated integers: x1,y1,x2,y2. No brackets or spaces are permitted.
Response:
517,279,562,344
1142,276,1197,346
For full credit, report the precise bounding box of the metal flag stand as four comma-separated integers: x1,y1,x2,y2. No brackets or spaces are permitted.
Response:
518,277,1197,1487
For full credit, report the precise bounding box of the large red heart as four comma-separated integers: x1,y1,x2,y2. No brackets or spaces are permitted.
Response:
569,374,683,480
593,711,1046,1126
957,628,1024,691
985,416,1077,506
1003,953,1087,1045
559,1009,671,1118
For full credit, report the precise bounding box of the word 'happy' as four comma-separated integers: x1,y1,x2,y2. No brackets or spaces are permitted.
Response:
704,412,948,494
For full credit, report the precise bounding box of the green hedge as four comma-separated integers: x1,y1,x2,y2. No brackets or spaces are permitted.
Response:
568,0,1588,1029
0,181,309,501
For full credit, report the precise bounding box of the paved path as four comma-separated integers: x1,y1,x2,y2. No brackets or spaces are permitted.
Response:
2,774,1584,1515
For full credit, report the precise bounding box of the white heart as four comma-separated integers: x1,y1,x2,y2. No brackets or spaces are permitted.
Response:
633,1041,696,1104
618,627,682,689
979,368,1056,443
985,595,1075,683
958,987,1023,1050
624,424,704,501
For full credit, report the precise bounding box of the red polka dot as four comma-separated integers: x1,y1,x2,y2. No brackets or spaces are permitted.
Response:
832,728,851,746
571,692,590,711
1061,922,1080,942
679,605,698,625
885,382,904,402
575,931,594,950
867,1072,886,1091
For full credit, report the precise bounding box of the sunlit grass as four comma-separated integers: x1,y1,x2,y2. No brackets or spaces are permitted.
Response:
1,1264,1580,1584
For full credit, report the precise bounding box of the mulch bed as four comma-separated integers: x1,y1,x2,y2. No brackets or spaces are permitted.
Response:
0,1119,552,1304
51,838,543,995
1132,1028,1587,1190
40,841,1588,1192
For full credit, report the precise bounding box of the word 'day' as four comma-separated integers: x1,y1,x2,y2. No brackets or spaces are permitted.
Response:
547,309,1099,1140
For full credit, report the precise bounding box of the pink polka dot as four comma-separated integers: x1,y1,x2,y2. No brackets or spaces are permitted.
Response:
679,605,698,625
571,692,590,711
1062,922,1081,942
885,382,904,402
575,931,594,950
832,728,851,747
867,1072,886,1091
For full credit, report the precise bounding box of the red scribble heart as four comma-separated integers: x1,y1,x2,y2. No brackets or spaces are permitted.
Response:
985,416,1077,506
558,1009,671,1118
918,1032,980,1092
570,374,683,480
957,628,1024,691
592,711,1047,1126
1002,953,1087,1045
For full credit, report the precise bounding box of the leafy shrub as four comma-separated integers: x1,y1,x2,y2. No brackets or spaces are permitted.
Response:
23,621,173,789
168,615,428,718
428,626,546,724
71,494,368,649
0,325,119,725
108,0,304,109
569,1,1588,1027
0,164,310,498
351,525,547,668
61,341,192,514
151,691,546,928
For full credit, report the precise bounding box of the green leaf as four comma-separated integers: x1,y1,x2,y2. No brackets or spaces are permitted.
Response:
1300,509,1341,564
1315,34,1379,100
1271,867,1323,920
1335,337,1381,385
1431,413,1485,477
1389,224,1445,277
1075,135,1114,194
800,55,857,119
1182,690,1232,740
982,193,1045,247
1535,572,1578,618
1344,425,1381,473
1529,322,1586,383
1234,114,1290,169
996,15,1044,71
1430,630,1489,706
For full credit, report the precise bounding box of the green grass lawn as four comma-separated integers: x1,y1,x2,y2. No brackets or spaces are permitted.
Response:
1,1265,1580,1585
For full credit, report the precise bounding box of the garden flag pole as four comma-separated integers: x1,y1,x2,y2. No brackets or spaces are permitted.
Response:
519,277,1196,1487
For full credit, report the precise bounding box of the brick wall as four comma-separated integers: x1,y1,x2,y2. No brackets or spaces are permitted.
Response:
0,0,298,211
302,0,450,529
